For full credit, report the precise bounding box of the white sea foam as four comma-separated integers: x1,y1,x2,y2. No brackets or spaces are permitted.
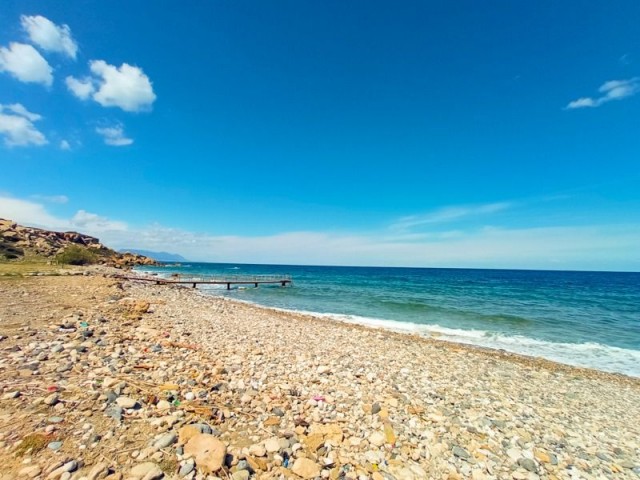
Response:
323,312,640,378
134,267,640,378
220,302,640,378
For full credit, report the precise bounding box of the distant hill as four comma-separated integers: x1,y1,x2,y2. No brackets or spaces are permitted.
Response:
119,249,187,263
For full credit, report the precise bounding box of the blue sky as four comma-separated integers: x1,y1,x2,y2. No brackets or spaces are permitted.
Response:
1,1,639,271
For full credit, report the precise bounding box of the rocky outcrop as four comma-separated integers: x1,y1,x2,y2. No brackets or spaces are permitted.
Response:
0,218,156,267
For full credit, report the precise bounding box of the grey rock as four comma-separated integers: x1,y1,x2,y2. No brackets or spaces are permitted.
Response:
491,419,507,429
618,459,636,469
453,446,470,460
106,405,123,422
179,459,195,477
191,423,213,435
48,441,63,451
105,390,117,404
154,432,177,449
371,402,381,414
518,458,537,472
56,363,73,373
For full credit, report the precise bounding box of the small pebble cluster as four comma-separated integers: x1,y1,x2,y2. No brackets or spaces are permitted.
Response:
0,269,638,480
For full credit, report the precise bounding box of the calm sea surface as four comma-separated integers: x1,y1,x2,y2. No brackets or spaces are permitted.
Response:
136,263,640,377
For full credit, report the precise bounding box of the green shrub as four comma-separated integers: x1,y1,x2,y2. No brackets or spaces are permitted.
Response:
56,245,98,265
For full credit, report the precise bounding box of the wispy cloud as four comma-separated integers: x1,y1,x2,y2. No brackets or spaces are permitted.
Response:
30,194,69,204
71,209,127,232
0,195,126,233
95,125,133,146
566,77,640,109
390,202,512,231
2,195,639,271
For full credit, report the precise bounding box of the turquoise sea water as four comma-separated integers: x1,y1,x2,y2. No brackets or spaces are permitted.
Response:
136,263,640,377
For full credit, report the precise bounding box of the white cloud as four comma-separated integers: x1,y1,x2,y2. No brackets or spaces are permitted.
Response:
89,60,156,112
390,202,512,231
71,210,127,231
565,97,596,109
0,103,47,147
101,224,640,272
60,140,71,150
96,125,133,146
0,42,53,86
0,195,126,234
20,15,78,59
0,195,67,229
566,77,640,109
2,103,42,121
31,194,69,204
65,76,95,99
1,195,639,271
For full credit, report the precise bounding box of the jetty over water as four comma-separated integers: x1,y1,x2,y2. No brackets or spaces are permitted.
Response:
118,274,292,290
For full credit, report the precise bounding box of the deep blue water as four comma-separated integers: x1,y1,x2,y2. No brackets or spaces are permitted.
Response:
136,263,640,377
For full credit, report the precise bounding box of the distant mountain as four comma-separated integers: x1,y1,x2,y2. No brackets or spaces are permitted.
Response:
119,249,187,263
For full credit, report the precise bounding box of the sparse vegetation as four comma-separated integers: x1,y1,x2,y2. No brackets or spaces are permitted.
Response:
0,260,68,277
159,457,178,474
15,433,49,456
55,245,99,265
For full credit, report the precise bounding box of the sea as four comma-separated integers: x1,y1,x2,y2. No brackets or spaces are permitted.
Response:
135,263,640,378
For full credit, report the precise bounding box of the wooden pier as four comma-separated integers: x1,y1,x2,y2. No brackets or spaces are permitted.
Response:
118,274,292,290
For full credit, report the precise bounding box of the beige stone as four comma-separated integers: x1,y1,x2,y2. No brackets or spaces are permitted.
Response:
304,433,325,452
184,433,226,474
179,425,202,445
292,458,321,479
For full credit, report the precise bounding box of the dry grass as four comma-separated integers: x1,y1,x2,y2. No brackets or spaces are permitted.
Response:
159,456,178,474
14,433,49,456
0,260,75,277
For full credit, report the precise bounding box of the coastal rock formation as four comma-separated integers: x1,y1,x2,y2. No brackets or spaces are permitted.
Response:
0,218,155,267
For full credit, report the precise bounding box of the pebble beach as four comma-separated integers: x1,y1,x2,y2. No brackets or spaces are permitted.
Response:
0,269,639,480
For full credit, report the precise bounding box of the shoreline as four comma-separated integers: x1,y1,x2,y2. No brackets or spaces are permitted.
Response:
0,270,638,479
137,266,640,380
188,285,640,384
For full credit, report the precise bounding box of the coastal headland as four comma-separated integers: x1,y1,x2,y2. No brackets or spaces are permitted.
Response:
0,268,638,480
